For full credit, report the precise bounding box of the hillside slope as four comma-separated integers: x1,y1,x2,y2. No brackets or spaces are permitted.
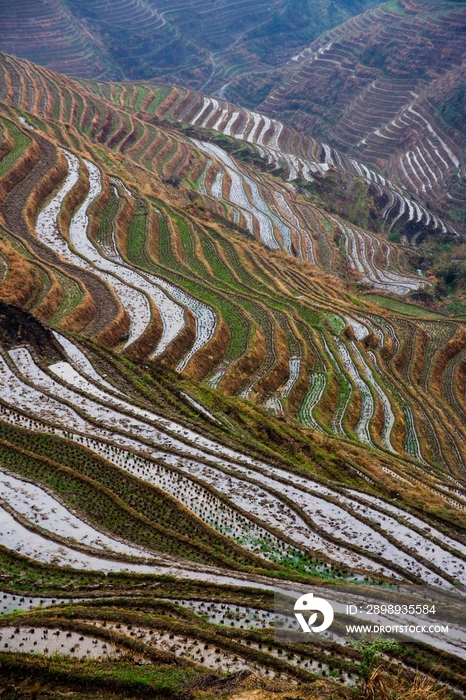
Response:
0,0,372,92
0,53,465,697
254,0,466,228
0,51,466,469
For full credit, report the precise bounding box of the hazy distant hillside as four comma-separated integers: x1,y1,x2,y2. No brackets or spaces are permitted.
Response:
0,0,372,94
2,0,463,231
255,0,466,228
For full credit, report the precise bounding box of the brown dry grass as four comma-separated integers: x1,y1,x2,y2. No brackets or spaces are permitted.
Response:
0,128,41,203
177,145,202,183
188,157,208,190
157,87,180,116
107,114,130,150
345,372,363,435
361,667,450,700
431,325,466,394
79,99,92,135
96,108,114,144
457,359,466,409
370,387,386,445
129,123,151,162
255,323,290,398
124,298,163,361
154,306,197,369
412,327,428,384
56,156,128,344
163,140,189,181
317,372,341,427
227,685,350,700
0,123,14,162
34,268,63,321
0,237,42,307
287,345,312,415
394,333,410,374
380,335,395,362
138,129,167,172
120,122,141,155
59,283,96,333
57,151,88,234
95,298,130,348
222,326,266,395
23,137,67,231
399,676,450,700
387,399,406,455
139,90,156,112
222,670,450,700
184,314,230,381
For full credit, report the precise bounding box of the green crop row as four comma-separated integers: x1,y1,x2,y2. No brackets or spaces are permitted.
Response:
0,421,267,569
62,88,73,123
0,439,216,565
0,227,34,260
157,213,294,361
170,213,209,277
144,132,168,169
74,91,85,133
49,270,85,326
104,111,130,149
131,85,148,111
123,120,144,153
0,119,31,176
125,200,147,263
203,231,307,357
144,86,172,114
156,140,178,175
199,235,237,286
28,267,52,312
128,204,251,361
0,652,197,698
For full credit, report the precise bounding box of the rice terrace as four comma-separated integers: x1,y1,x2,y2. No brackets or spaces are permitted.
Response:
0,0,465,698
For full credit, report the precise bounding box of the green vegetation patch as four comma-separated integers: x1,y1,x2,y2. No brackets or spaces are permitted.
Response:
0,120,31,176
0,424,261,569
127,203,251,362
144,86,172,114
363,294,445,318
49,271,85,326
0,653,197,698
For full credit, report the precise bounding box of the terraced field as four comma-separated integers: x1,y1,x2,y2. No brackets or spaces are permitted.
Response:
0,0,373,94
119,79,457,240
2,0,464,237
1,52,466,467
0,0,274,83
0,51,466,698
0,303,466,693
255,0,466,231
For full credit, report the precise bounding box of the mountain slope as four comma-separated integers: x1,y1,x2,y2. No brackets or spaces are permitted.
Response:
1,51,466,470
0,51,466,697
254,0,466,229
0,0,373,91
